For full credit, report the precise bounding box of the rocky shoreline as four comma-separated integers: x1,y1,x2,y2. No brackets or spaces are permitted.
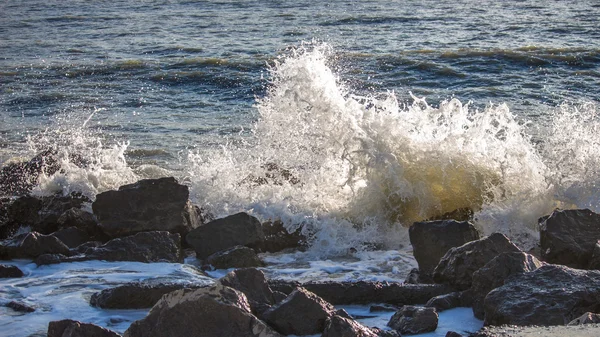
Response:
1,171,600,336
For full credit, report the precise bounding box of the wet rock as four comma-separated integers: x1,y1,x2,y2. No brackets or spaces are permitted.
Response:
91,282,210,309
7,301,35,313
425,291,466,312
206,246,264,269
52,227,90,248
92,177,200,238
272,280,456,305
267,279,301,295
0,264,24,278
56,208,108,242
260,220,306,253
370,328,402,337
484,264,600,326
1,231,71,259
262,287,336,335
589,241,600,270
404,268,422,284
35,231,183,264
433,233,521,290
48,319,121,337
124,284,282,337
445,332,463,337
540,209,600,269
388,305,438,335
569,312,600,325
369,304,398,312
409,220,480,279
471,252,543,319
322,314,379,337
0,149,60,196
219,268,275,316
186,212,265,259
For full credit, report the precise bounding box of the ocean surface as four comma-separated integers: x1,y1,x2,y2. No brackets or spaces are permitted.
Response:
1,0,600,335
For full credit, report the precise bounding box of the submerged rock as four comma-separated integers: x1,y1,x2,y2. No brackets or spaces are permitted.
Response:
388,305,438,335
6,301,35,313
433,233,521,289
92,177,201,238
409,220,479,279
186,212,265,259
206,246,264,269
539,209,600,269
0,264,24,278
471,252,543,320
484,264,600,326
124,284,282,337
48,319,121,337
262,287,335,335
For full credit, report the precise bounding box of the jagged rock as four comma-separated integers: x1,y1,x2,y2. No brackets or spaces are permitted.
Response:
484,264,600,326
56,208,108,242
433,233,521,290
425,291,467,312
186,212,265,259
404,268,422,284
539,209,600,269
388,305,438,335
589,241,600,270
91,282,210,309
206,246,264,269
262,287,336,335
48,319,121,337
370,328,402,337
1,231,71,259
0,149,60,196
270,280,456,305
471,252,543,319
260,220,306,253
52,227,90,248
35,231,182,264
124,284,282,337
219,268,275,316
322,314,379,337
409,220,480,278
0,264,24,278
569,312,600,325
7,301,35,313
92,177,200,238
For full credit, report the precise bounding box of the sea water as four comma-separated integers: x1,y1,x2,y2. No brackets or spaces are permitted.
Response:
1,0,599,336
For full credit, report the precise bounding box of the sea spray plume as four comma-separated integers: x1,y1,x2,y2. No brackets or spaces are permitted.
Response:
28,108,139,199
188,42,552,255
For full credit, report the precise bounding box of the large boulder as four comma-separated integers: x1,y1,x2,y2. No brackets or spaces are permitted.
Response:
433,233,521,289
471,252,543,319
48,319,121,337
206,246,264,269
322,314,379,337
124,284,282,337
387,305,438,335
92,177,200,238
90,282,211,309
0,264,24,278
186,212,265,259
267,280,456,305
539,209,600,269
484,264,600,326
1,231,71,259
262,287,336,335
219,268,275,316
409,220,480,279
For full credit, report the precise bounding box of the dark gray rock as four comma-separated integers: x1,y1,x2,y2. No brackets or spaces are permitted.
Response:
471,252,543,319
91,282,209,309
409,220,480,278
260,220,306,253
0,264,24,278
52,227,90,248
56,208,108,242
484,264,600,326
404,268,423,284
1,231,71,259
48,319,121,337
92,177,200,238
425,292,465,312
433,233,521,289
7,301,35,313
0,149,60,196
206,246,264,269
589,241,600,270
472,324,600,337
540,209,600,269
186,212,265,259
124,284,282,337
370,328,402,337
277,280,456,305
219,268,275,316
445,332,463,337
322,314,379,337
267,279,300,295
262,287,336,335
388,305,438,335
569,312,600,325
